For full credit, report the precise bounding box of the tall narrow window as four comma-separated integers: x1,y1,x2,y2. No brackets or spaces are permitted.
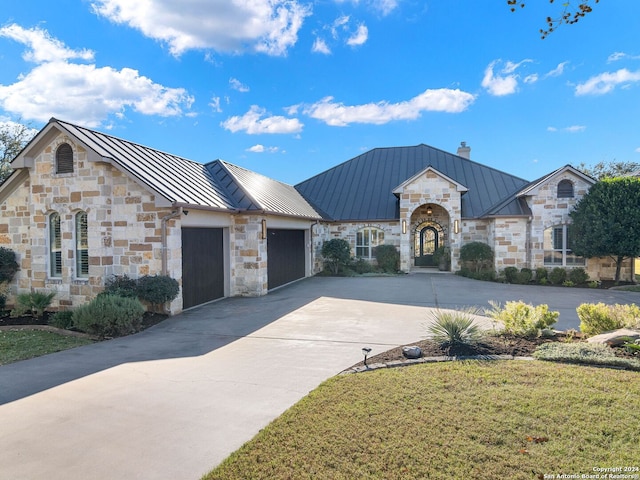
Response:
49,213,62,277
76,211,89,278
356,227,384,259
56,143,74,174
557,179,574,198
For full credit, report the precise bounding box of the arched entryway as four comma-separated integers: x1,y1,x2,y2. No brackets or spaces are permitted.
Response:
411,204,449,268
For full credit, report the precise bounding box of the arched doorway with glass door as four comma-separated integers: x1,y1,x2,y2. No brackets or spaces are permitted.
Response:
413,220,446,267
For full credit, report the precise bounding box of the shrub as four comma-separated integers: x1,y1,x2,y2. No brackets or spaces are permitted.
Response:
374,244,399,273
486,300,559,337
321,239,351,275
12,290,56,319
549,267,567,285
577,303,640,337
535,268,548,284
49,310,74,330
503,266,518,284
0,246,19,284
427,309,482,346
568,267,589,285
533,342,640,371
73,294,145,338
351,258,374,274
433,246,451,270
136,275,180,311
562,280,575,287
459,242,493,273
103,274,138,298
517,268,533,284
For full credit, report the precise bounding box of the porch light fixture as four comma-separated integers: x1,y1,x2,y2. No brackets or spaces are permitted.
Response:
402,219,406,234
454,220,459,234
261,219,267,239
426,205,433,215
362,347,372,367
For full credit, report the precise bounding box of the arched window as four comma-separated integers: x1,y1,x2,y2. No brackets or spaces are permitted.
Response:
49,212,62,277
55,143,74,174
75,211,89,278
356,227,384,259
557,179,574,198
543,225,584,266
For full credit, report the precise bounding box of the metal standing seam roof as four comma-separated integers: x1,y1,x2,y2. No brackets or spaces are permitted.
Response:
53,119,238,211
295,144,530,220
208,160,322,219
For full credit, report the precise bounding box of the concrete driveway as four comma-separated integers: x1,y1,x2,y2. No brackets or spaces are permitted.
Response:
0,273,637,479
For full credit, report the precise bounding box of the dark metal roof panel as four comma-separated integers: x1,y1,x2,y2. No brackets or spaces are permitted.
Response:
295,144,530,220
213,161,321,219
54,119,238,210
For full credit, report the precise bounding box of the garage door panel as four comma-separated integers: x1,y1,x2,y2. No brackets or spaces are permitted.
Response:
182,228,224,309
267,229,305,290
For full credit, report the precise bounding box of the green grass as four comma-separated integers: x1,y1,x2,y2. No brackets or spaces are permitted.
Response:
616,285,640,292
0,329,93,365
204,361,640,480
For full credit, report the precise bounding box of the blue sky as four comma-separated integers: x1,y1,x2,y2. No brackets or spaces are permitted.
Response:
1,1,639,184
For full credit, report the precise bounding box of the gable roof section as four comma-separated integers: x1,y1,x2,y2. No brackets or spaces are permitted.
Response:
392,166,468,194
295,144,529,220
208,161,321,219
516,165,596,197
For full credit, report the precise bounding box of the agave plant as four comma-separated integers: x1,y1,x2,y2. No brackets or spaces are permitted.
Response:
427,309,482,346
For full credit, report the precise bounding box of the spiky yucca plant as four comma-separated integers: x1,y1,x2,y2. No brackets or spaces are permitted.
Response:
427,309,482,346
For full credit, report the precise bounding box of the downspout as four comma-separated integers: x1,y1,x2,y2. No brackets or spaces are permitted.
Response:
161,207,182,276
526,216,532,269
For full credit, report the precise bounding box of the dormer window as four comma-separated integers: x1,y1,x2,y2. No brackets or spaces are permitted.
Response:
557,179,574,198
56,143,74,174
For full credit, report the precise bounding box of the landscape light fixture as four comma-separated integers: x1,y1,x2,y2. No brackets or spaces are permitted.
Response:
362,347,372,367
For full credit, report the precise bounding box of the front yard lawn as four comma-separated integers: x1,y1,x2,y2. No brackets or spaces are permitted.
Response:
0,329,94,365
204,361,640,480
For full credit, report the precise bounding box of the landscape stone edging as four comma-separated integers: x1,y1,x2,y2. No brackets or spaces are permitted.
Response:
340,355,536,374
0,324,95,340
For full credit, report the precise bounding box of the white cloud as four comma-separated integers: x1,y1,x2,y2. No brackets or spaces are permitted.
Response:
221,105,303,134
247,144,279,153
545,61,569,78
303,89,475,127
0,24,94,63
312,37,331,54
346,24,368,46
546,126,557,132
0,25,193,127
575,68,640,95
524,74,539,84
229,78,249,92
333,0,398,16
635,147,640,153
209,96,222,113
91,0,312,56
608,52,640,63
482,60,519,96
547,125,586,133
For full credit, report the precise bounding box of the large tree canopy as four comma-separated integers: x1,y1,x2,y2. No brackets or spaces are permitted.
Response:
574,161,640,180
569,177,640,282
508,0,600,38
0,121,36,183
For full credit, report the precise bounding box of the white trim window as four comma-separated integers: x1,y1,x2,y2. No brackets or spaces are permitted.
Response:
49,212,62,277
75,211,89,278
356,227,384,259
543,225,584,266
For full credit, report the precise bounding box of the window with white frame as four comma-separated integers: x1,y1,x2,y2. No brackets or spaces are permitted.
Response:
49,212,62,277
543,225,584,266
356,227,384,259
75,211,89,278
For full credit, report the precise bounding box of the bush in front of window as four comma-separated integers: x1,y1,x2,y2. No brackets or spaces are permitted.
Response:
517,268,533,284
549,267,567,285
136,275,180,312
321,239,351,275
374,244,399,273
535,268,548,284
73,294,145,338
568,267,589,285
12,291,56,319
103,274,139,298
503,266,519,284
459,242,493,273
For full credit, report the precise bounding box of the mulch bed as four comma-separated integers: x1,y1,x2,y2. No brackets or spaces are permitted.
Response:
351,332,638,369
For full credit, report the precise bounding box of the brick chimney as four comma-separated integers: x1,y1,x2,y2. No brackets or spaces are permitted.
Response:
457,141,470,159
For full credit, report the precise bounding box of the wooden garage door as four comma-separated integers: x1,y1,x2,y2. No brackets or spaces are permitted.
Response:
182,228,225,309
267,229,306,290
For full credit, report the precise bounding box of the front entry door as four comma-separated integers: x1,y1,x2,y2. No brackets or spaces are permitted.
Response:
415,226,438,266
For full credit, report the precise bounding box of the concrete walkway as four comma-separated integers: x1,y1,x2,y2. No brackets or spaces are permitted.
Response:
0,273,637,479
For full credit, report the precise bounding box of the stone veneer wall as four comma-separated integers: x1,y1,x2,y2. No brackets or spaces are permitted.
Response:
398,170,462,271
491,217,529,270
0,133,183,312
230,214,268,296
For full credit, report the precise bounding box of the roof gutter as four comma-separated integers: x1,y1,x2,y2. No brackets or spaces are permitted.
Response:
171,202,240,214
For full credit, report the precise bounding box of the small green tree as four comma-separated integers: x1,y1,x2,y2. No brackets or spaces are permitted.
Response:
0,247,19,284
569,177,640,283
321,239,351,275
0,120,36,183
460,242,494,273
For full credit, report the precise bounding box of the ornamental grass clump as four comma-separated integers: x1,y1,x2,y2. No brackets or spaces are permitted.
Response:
427,309,483,346
486,300,559,337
